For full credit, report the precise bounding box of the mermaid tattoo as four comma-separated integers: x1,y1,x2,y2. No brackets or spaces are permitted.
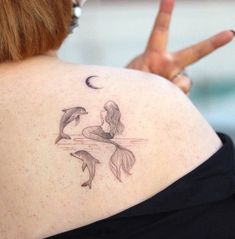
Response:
56,100,136,188
82,100,136,182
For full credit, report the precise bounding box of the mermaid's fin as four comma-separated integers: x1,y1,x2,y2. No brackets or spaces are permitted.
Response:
109,146,136,182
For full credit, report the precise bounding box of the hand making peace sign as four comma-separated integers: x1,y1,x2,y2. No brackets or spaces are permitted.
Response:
127,0,234,94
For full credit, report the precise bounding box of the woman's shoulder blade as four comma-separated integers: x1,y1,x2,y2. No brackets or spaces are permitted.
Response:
0,60,222,238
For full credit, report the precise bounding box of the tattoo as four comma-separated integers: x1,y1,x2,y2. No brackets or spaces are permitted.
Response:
82,101,136,182
85,76,103,90
55,107,88,144
70,150,100,189
55,100,140,189
109,146,135,182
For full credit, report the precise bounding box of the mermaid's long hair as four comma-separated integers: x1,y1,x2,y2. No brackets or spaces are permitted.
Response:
104,101,125,136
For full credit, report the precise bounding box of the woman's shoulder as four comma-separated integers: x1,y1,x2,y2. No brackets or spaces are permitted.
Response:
0,59,222,238
59,61,179,94
0,59,185,122
0,58,181,102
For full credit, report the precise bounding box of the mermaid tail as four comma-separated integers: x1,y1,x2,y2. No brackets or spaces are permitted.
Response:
83,126,136,182
109,146,136,182
83,126,114,143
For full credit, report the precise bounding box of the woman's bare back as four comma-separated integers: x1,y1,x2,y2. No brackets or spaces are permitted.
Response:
0,56,222,238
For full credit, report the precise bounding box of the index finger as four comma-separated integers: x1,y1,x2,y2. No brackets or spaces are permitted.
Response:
173,30,235,68
147,0,175,53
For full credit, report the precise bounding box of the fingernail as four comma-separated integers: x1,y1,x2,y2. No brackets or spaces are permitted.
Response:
230,30,235,36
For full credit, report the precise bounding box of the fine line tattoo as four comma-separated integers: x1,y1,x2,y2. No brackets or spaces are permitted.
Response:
55,100,137,189
55,107,88,144
82,101,136,182
85,76,103,90
70,150,100,189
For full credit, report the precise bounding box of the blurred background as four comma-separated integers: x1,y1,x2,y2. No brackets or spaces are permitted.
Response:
59,0,235,141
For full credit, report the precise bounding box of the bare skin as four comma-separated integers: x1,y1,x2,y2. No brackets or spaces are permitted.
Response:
0,56,223,238
127,0,235,94
0,0,234,238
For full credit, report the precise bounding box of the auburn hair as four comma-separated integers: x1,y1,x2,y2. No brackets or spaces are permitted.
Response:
0,0,73,63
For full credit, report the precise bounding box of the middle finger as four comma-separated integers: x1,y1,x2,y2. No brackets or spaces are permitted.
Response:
147,0,175,53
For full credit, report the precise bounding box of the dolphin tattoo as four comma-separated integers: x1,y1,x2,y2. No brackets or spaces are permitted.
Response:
55,107,88,144
70,150,100,189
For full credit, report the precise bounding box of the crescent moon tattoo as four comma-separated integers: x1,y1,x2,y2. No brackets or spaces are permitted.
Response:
85,76,103,90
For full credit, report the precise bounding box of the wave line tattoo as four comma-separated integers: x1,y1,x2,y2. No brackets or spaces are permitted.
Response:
55,107,88,144
82,101,136,182
70,150,100,189
85,76,103,90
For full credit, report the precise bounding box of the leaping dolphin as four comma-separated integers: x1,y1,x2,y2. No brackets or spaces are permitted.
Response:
55,107,88,144
70,150,100,189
